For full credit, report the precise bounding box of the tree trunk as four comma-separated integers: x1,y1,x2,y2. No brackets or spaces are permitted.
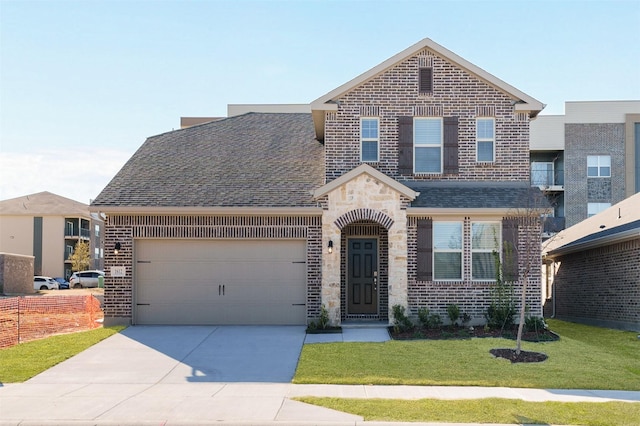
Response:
515,274,528,355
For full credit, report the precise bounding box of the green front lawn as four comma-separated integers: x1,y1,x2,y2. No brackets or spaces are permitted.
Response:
296,397,640,426
294,319,640,390
0,326,125,383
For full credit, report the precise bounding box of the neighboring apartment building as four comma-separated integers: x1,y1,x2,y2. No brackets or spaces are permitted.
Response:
91,38,545,327
0,192,104,279
530,101,640,237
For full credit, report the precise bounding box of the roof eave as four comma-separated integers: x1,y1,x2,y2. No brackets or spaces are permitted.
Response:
89,206,324,216
407,207,533,216
313,164,419,200
546,228,640,258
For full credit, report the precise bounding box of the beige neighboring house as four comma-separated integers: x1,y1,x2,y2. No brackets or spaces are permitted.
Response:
0,192,104,280
543,193,640,331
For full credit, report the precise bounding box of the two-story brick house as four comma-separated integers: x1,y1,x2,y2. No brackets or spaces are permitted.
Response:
92,38,545,327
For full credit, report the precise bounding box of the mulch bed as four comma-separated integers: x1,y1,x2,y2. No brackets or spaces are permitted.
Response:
389,325,559,343
389,325,556,363
490,348,548,363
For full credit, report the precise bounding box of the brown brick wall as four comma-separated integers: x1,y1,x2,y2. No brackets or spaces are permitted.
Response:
103,214,322,325
553,238,640,330
406,216,542,325
325,48,531,183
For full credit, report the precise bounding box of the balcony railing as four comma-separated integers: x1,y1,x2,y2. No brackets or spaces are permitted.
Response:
542,216,565,234
531,168,564,187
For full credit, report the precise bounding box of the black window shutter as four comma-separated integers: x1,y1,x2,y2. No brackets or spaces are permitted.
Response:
398,116,414,175
443,116,459,174
416,219,433,281
419,67,433,94
502,218,519,281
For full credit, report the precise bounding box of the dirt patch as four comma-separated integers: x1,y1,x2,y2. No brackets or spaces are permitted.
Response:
490,348,548,363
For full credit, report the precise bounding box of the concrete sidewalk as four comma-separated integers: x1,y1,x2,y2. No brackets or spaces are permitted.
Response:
0,325,638,426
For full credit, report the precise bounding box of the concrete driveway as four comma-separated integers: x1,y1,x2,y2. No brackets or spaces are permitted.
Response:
0,325,365,425
32,325,307,384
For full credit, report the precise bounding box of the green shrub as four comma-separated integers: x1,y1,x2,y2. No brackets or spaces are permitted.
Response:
417,307,442,329
485,302,516,331
447,304,460,326
524,315,546,332
318,304,330,329
391,305,414,333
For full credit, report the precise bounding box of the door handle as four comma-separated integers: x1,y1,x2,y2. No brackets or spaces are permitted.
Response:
223,285,225,296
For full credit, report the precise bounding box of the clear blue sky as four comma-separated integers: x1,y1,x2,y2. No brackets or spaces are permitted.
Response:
1,0,639,203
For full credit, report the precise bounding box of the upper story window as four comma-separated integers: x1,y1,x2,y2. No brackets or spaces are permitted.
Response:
360,118,379,162
471,222,500,281
414,118,442,173
476,118,495,162
419,67,433,95
433,222,462,280
587,155,610,177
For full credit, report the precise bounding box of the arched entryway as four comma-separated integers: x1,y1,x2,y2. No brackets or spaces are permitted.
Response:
339,219,390,322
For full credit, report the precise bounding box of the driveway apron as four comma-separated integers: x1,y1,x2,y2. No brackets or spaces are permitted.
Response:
35,325,308,384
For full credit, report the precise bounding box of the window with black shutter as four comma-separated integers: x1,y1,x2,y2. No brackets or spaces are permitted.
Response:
398,116,414,175
501,218,519,281
416,219,433,281
443,116,459,174
419,67,433,95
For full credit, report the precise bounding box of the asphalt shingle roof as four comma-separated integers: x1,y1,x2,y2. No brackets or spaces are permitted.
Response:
92,113,324,208
405,181,545,209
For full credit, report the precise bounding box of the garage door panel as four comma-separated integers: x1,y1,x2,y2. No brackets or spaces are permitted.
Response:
135,240,306,325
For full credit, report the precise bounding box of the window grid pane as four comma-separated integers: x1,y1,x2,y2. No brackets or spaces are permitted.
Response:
433,222,462,280
361,118,379,162
472,222,500,281
414,119,441,145
476,118,495,162
415,147,441,173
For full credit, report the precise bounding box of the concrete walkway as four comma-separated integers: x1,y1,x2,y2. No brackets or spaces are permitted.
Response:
0,325,638,426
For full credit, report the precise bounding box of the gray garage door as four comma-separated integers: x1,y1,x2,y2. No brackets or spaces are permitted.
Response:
134,239,307,325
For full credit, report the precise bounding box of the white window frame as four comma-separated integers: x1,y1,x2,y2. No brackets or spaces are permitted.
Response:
587,202,611,217
476,117,495,163
471,221,501,281
433,221,463,281
587,155,611,177
360,117,379,162
414,117,443,174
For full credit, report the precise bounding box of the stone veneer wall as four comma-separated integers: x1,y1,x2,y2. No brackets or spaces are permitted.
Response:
319,173,412,325
565,123,626,227
406,216,542,325
553,238,640,331
324,47,531,184
103,214,322,326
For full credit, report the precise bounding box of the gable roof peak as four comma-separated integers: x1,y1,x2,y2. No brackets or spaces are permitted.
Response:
310,38,544,140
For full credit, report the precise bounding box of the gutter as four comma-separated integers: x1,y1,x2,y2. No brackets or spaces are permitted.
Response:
546,228,640,259
88,206,324,216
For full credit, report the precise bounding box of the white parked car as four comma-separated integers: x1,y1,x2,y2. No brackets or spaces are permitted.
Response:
34,276,59,290
69,270,105,288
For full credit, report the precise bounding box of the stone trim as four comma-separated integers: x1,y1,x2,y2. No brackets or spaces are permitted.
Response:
334,208,394,230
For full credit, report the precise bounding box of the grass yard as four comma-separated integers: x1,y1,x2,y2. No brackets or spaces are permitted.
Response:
296,397,640,426
0,326,125,383
294,319,640,390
